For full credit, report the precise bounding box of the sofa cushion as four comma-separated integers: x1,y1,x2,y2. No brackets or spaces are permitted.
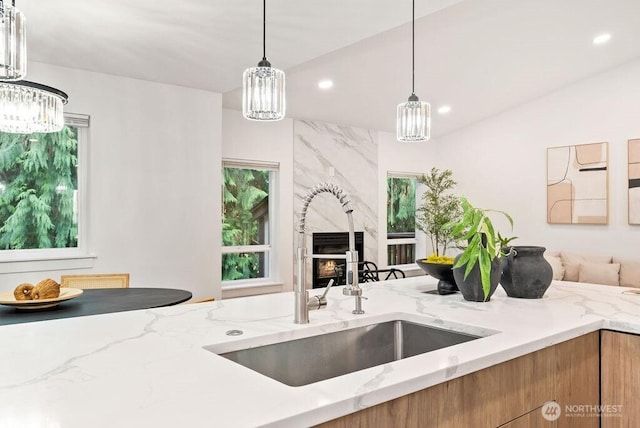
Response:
578,262,620,286
544,252,564,281
560,251,613,282
613,257,640,289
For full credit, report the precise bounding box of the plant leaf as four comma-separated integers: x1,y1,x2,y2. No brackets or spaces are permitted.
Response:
453,248,471,269
463,245,479,279
479,249,491,301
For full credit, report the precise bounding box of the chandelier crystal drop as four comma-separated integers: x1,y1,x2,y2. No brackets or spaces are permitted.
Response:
0,0,27,81
397,0,430,142
0,81,68,133
242,0,285,121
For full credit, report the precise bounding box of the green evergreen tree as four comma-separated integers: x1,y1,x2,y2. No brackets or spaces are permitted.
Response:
0,127,78,249
387,177,416,234
222,167,269,281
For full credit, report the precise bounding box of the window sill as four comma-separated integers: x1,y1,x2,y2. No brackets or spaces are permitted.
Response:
388,262,419,271
222,281,285,299
221,280,284,291
386,263,425,278
0,252,97,274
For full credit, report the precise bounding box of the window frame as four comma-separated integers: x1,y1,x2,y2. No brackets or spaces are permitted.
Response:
386,171,424,269
221,158,279,290
0,113,94,274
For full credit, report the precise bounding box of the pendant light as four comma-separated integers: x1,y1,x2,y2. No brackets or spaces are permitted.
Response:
0,0,68,134
0,80,68,133
397,0,430,142
0,0,26,81
242,0,285,121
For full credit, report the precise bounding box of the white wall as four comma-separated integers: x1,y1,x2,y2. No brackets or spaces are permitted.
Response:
436,58,640,258
0,62,223,300
221,109,294,297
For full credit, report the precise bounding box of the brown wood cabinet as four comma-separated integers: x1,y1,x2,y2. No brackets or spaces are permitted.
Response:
319,332,599,428
601,330,640,427
500,405,555,428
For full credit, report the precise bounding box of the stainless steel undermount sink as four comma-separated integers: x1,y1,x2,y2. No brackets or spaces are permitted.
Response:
205,319,482,387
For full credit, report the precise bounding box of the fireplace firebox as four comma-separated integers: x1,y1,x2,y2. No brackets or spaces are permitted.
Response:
312,232,364,289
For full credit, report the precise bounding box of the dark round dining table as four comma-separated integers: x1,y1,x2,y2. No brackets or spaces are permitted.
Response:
0,288,192,326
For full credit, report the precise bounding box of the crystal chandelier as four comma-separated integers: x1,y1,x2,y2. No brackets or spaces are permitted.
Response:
397,0,430,142
242,0,285,121
0,0,68,134
0,0,26,81
0,81,68,133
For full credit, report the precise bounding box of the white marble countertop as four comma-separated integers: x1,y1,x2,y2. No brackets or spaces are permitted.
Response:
1,277,640,428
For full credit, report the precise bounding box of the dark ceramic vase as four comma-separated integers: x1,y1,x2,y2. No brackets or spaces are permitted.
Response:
500,246,553,299
452,254,502,302
416,259,459,295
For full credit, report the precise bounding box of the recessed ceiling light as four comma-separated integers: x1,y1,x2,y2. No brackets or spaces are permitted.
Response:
437,105,452,114
593,33,611,45
318,80,334,90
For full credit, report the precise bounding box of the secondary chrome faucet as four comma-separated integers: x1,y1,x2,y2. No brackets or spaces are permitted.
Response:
295,182,365,324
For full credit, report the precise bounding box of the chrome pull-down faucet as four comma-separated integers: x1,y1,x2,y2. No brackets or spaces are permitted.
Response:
295,183,365,324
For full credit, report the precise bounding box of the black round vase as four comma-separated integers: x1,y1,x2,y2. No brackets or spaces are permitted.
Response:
416,259,459,295
452,255,501,302
500,246,553,299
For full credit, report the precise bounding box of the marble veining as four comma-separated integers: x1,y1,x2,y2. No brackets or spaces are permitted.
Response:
293,120,379,284
445,355,460,378
1,278,640,427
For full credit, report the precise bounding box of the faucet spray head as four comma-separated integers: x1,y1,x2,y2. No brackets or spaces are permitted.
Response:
298,182,353,233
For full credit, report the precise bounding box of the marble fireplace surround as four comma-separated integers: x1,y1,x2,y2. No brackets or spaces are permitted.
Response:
293,120,378,284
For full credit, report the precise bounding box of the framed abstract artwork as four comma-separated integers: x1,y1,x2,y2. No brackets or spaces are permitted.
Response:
629,139,640,225
547,142,608,224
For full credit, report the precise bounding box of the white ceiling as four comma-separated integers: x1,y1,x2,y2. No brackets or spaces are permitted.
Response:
21,0,640,138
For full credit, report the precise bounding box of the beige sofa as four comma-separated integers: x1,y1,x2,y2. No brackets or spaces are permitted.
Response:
544,251,640,288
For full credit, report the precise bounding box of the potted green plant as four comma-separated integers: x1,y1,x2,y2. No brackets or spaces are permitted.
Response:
416,168,461,257
446,197,514,302
415,168,461,294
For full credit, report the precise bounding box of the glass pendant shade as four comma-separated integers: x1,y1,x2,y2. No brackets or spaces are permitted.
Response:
0,81,68,133
397,95,431,142
242,60,285,121
0,2,26,81
397,0,431,142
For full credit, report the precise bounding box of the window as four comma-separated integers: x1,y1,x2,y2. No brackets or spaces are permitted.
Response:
386,173,424,267
0,113,90,266
222,159,278,287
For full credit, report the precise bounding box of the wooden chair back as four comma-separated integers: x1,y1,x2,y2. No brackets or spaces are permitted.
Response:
61,273,130,289
186,297,216,304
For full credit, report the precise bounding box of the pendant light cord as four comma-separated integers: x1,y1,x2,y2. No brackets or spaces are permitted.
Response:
256,0,271,67
262,0,267,61
411,0,415,95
